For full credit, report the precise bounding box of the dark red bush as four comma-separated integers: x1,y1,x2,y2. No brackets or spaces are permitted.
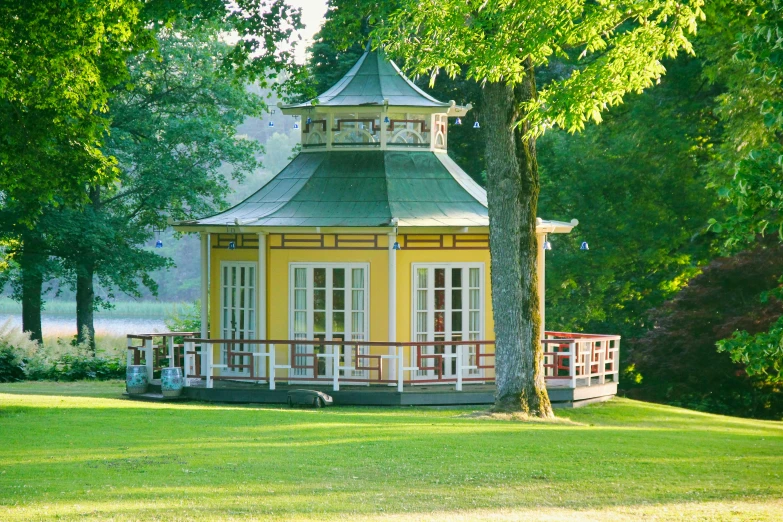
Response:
624,242,783,419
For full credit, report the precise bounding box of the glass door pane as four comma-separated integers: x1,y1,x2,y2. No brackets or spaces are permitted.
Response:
290,264,368,380
412,265,483,381
221,262,256,376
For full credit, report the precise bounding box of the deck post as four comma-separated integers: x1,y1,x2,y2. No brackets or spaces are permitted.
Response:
205,343,213,389
126,337,133,367
167,336,175,368
144,338,154,384
537,233,546,334
388,231,397,380
586,341,593,387
257,232,268,378
333,346,339,391
397,346,404,392
200,232,209,377
269,344,276,390
569,342,577,389
456,345,463,391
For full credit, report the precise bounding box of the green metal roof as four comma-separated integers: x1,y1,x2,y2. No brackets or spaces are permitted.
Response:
283,50,451,109
190,151,489,228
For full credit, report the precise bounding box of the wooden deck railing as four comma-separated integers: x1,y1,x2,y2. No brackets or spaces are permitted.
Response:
180,339,496,392
126,331,620,391
542,332,620,387
126,332,198,379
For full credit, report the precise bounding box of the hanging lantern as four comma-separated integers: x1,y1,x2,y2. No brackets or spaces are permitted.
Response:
580,241,589,251
384,116,390,124
228,241,236,250
268,121,274,128
455,117,462,125
306,117,312,124
543,235,552,251
392,241,401,251
293,122,299,129
473,121,480,129
155,240,163,249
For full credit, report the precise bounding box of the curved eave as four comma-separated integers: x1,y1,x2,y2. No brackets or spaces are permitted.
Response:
280,103,471,115
536,219,578,234
174,151,490,230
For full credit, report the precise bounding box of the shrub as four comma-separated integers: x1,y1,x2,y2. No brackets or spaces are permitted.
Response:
164,300,201,334
0,319,39,382
0,320,125,382
0,346,25,383
625,242,783,419
54,353,125,381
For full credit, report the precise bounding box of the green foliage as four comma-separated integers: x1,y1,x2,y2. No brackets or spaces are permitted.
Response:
0,348,25,383
164,300,202,333
0,0,306,213
0,319,124,381
48,19,267,305
1,19,271,323
539,55,720,339
627,242,783,419
373,0,705,136
703,0,783,248
718,315,783,384
0,0,145,209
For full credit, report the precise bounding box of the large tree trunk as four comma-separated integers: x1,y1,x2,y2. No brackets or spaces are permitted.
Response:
75,262,96,352
20,231,44,344
483,69,553,416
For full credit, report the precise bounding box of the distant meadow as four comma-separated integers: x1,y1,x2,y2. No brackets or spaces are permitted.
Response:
0,297,184,344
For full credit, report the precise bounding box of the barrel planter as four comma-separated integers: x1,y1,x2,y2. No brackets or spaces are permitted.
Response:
161,367,184,398
126,365,149,395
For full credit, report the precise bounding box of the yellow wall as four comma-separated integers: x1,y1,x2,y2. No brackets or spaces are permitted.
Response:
207,232,494,381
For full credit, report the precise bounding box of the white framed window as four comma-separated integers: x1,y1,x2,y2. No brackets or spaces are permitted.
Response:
412,263,484,380
219,262,257,377
289,263,369,378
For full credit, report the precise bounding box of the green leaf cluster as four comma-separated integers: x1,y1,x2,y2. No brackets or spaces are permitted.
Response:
718,314,783,384
373,0,704,137
703,0,783,248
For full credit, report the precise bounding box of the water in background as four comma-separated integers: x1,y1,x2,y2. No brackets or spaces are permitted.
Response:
0,314,167,338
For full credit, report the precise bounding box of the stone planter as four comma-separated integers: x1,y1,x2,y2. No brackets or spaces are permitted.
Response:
161,367,184,398
126,365,149,395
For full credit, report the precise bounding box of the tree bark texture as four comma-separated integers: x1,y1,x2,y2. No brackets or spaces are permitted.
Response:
483,70,553,416
20,230,44,344
75,262,96,352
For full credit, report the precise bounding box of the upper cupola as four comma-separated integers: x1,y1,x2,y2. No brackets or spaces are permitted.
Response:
280,48,471,152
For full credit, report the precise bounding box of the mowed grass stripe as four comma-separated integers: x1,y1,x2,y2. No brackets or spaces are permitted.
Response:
0,381,781,521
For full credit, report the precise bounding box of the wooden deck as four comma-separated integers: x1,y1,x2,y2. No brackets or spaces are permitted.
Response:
125,331,620,408
133,379,617,408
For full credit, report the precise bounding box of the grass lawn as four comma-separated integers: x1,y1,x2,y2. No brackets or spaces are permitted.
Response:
1,381,782,521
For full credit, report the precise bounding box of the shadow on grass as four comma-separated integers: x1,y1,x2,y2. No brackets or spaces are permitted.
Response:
1,390,782,521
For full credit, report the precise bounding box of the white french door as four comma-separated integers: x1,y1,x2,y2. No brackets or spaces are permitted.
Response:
290,264,369,379
412,264,484,381
220,262,257,377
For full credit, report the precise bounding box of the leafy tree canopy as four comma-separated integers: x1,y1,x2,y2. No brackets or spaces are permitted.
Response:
370,0,704,135
0,0,304,214
703,0,783,248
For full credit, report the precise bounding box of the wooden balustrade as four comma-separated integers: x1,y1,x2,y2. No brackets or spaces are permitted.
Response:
542,332,620,387
128,331,619,391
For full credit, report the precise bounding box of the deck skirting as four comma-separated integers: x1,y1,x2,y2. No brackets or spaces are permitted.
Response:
136,381,616,408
